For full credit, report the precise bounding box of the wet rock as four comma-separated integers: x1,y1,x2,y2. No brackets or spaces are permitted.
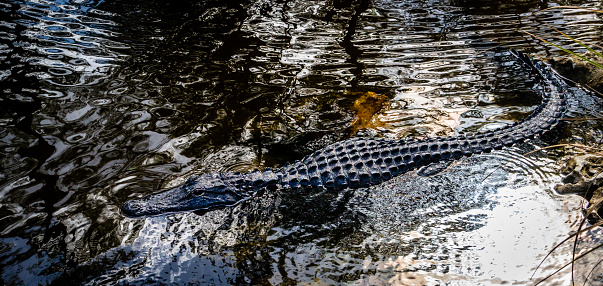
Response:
556,154,603,222
586,186,603,221
555,154,603,194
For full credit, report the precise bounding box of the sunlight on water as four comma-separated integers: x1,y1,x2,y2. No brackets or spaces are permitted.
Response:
2,0,603,284
71,154,589,285
357,185,583,285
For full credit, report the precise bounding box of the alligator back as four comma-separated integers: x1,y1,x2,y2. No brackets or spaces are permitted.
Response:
272,50,567,190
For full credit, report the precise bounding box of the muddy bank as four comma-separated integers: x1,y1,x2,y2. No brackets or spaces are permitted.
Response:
550,53,603,95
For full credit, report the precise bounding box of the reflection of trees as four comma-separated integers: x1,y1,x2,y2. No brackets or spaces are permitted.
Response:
453,0,545,15
100,0,376,168
0,0,77,280
1,0,131,283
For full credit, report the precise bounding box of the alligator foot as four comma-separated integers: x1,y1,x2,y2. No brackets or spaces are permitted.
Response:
417,159,454,177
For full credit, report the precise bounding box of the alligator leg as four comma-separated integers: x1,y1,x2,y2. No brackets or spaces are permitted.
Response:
417,159,455,177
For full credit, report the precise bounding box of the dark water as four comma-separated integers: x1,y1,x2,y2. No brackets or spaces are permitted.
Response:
2,0,603,285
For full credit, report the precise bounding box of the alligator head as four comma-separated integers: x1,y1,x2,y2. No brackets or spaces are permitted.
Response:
121,172,249,218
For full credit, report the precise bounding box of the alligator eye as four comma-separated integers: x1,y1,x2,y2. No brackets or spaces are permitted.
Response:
193,185,226,196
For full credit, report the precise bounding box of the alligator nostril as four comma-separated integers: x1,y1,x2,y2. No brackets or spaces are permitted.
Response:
121,200,143,218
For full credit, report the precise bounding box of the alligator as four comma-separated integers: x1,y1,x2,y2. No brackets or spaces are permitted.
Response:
121,50,568,218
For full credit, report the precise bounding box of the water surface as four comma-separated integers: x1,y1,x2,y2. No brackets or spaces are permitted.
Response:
1,0,603,284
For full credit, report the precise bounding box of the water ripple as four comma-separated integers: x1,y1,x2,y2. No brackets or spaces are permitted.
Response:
2,0,603,285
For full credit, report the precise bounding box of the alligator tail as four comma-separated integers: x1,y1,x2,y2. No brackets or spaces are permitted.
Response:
274,51,568,190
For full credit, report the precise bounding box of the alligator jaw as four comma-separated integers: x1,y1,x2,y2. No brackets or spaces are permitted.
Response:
121,184,245,218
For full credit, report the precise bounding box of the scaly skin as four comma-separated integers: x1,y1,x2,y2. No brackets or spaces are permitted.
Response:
122,50,568,218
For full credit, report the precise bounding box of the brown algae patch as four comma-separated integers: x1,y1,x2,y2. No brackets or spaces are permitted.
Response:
349,91,390,134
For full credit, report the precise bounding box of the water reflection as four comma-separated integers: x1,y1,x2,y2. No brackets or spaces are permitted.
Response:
1,0,603,284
